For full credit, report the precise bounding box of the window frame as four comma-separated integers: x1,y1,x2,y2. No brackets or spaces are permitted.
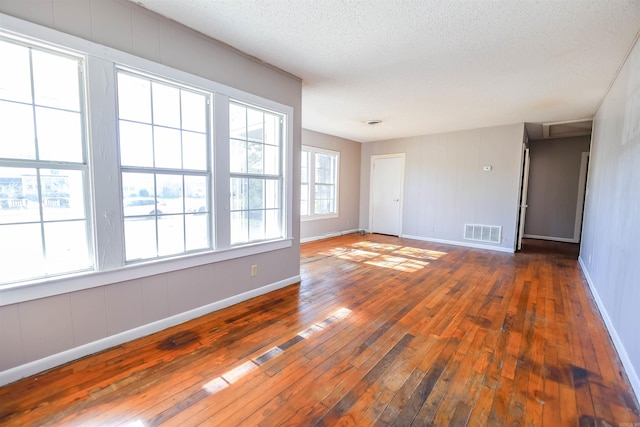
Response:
0,34,94,285
301,145,340,221
115,67,213,263
0,12,294,306
229,100,285,245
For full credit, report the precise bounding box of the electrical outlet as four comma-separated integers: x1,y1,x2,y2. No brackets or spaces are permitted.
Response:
251,264,258,277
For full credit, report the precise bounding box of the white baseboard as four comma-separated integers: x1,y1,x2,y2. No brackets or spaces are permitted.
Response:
401,234,515,253
0,274,301,387
523,234,579,243
300,229,359,243
578,256,640,403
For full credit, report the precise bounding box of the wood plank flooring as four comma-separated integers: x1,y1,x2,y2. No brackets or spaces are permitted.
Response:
0,234,638,426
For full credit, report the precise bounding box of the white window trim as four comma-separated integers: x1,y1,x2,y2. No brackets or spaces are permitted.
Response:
0,12,294,305
301,145,339,221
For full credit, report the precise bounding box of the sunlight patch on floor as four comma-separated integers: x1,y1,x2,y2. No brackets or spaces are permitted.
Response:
202,307,352,395
321,240,447,273
365,256,429,273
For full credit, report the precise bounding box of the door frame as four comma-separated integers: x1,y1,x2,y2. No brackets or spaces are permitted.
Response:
517,147,531,251
572,151,589,242
369,153,405,236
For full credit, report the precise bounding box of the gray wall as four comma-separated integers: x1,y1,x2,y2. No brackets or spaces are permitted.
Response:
360,123,524,251
580,35,640,396
300,129,361,241
524,136,591,240
0,0,301,381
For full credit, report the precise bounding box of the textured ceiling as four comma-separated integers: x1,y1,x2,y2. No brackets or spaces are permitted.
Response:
133,0,640,142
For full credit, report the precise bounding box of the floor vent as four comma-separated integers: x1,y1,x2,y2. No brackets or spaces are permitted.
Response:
464,224,501,244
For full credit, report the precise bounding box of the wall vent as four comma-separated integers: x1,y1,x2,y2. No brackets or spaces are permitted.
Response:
464,224,501,244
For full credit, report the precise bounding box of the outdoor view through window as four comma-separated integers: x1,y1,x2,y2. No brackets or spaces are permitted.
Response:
0,38,91,284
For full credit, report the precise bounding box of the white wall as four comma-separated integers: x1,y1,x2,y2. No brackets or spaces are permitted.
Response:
0,0,301,385
360,123,524,252
580,35,640,398
300,129,361,242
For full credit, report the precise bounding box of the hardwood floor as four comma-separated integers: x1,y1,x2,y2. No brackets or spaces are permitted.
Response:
1,234,638,426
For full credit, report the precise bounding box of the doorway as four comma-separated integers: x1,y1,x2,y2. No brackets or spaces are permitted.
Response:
517,146,531,251
369,154,405,236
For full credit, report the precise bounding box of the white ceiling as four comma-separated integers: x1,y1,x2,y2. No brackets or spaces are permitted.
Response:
133,0,640,143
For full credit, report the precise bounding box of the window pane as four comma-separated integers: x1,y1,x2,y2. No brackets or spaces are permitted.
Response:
316,153,336,184
41,169,85,221
265,209,281,239
247,108,263,143
118,73,151,123
0,223,44,283
32,50,80,111
36,107,83,162
229,103,246,140
0,100,35,159
154,126,182,169
186,213,208,251
247,142,263,174
158,214,184,256
230,139,247,173
122,172,156,206
315,183,335,201
301,151,309,183
0,168,87,224
119,121,153,167
264,113,280,146
315,199,333,215
124,217,157,261
181,91,206,132
264,144,279,175
0,167,36,224
185,175,207,213
249,209,265,241
300,183,309,216
152,82,180,128
182,131,207,170
157,174,183,214
265,179,279,209
231,178,247,210
230,211,248,244
0,40,32,103
44,220,90,274
248,178,264,210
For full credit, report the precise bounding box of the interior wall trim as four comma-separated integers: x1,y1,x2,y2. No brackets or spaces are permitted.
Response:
401,234,515,253
523,234,579,244
300,229,360,243
0,274,301,387
578,257,640,403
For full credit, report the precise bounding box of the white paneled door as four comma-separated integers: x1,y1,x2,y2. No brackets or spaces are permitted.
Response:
370,154,405,236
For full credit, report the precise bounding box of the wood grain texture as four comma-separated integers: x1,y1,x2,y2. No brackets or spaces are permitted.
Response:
0,234,638,426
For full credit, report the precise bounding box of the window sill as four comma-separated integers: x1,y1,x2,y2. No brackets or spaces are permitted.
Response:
0,238,293,306
301,214,339,222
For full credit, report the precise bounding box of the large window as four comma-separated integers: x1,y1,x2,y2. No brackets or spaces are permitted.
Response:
301,146,339,218
0,37,91,284
116,70,211,262
229,102,283,244
0,17,293,297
